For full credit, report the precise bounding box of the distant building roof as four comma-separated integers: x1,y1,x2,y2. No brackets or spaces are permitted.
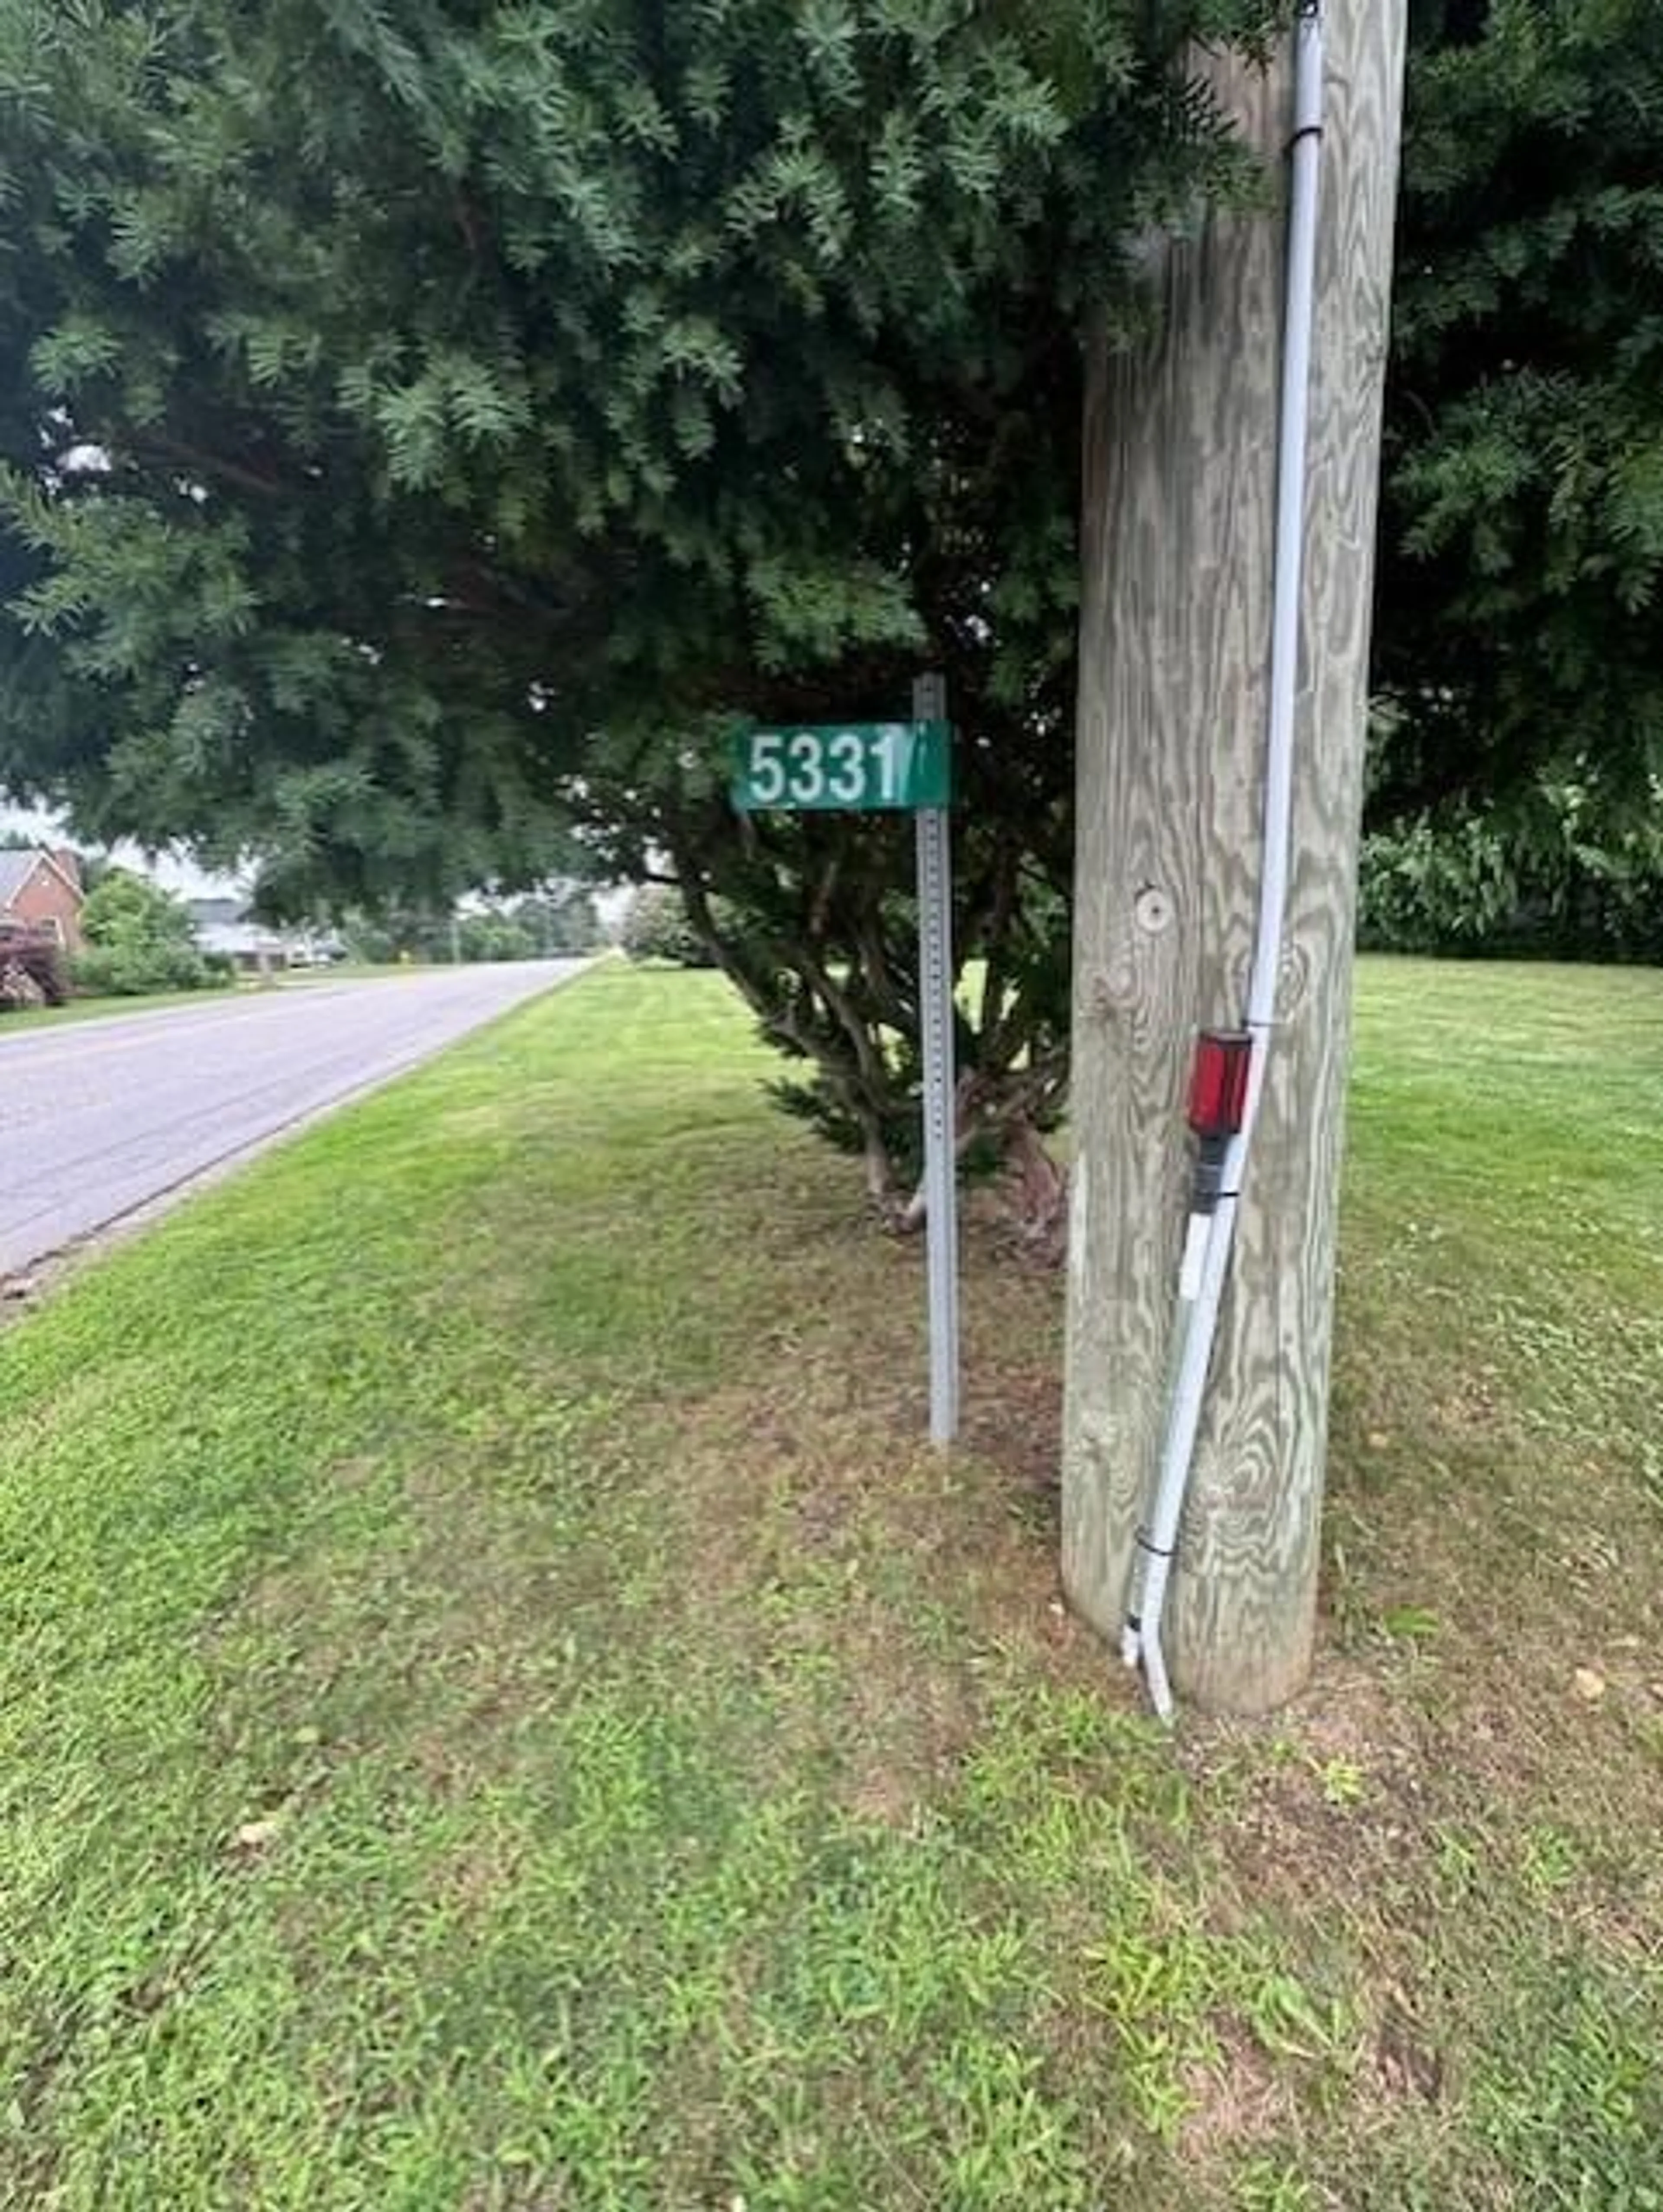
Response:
0,847,84,908
0,850,43,906
186,896,251,928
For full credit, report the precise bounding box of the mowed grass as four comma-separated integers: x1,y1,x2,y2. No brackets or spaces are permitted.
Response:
0,957,1660,2210
0,965,437,1037
0,984,242,1034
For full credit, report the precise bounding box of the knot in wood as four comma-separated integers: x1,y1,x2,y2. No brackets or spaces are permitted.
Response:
1133,885,1174,936
1089,961,1140,1020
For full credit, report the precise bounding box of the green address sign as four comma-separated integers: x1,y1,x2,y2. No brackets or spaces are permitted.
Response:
732,720,951,814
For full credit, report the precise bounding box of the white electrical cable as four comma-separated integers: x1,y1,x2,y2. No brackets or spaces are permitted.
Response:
1123,7,1327,1721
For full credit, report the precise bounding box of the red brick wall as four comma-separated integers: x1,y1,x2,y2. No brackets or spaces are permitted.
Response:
3,856,84,953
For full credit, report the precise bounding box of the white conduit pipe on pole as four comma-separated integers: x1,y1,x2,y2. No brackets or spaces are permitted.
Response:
1122,6,1327,1722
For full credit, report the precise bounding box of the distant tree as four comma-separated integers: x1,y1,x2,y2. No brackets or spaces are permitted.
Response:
456,911,534,962
79,868,195,948
510,888,599,956
621,884,718,970
336,901,446,965
336,913,394,966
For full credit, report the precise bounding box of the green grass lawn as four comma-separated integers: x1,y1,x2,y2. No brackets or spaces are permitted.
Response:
1,956,1659,2210
0,966,441,1037
0,983,246,1033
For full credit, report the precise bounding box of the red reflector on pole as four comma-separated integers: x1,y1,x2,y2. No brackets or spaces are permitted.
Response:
1188,1030,1252,1139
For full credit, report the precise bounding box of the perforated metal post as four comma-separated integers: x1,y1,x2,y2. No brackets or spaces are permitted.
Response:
913,672,959,1446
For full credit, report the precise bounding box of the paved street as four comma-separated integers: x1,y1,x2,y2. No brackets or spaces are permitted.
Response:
0,963,584,1280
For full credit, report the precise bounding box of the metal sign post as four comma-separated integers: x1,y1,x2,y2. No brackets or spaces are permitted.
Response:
730,678,960,1446
912,672,959,1446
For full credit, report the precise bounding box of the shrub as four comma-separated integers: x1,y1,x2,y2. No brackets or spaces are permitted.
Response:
71,940,216,997
1357,816,1521,954
72,865,223,995
1359,787,1663,961
457,914,539,963
0,930,68,1008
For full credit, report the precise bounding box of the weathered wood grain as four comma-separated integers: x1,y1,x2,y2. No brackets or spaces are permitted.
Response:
1062,4,1408,1712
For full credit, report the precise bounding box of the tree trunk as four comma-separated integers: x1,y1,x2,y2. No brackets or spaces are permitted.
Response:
1000,1117,1068,1266
1061,5,1407,1712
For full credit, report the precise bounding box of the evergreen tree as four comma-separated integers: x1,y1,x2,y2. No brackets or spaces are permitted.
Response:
1376,0,1663,823
0,0,1280,1210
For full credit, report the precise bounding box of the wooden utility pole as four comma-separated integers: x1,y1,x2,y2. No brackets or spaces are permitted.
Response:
1061,3,1407,1713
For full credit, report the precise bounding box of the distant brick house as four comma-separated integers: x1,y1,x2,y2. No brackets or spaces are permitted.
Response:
0,848,85,953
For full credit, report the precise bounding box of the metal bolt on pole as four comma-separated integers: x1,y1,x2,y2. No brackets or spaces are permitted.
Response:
912,671,959,1446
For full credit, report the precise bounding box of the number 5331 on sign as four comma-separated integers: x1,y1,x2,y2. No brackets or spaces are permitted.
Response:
731,720,952,814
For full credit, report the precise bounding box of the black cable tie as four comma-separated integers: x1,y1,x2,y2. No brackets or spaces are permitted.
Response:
1134,1531,1175,1560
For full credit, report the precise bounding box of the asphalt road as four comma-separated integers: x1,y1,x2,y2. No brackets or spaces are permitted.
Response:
0,962,585,1281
